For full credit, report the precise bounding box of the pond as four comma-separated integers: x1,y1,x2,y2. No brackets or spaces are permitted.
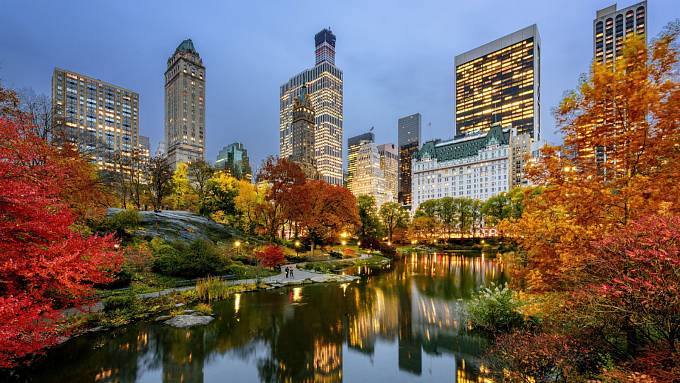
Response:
10,252,508,382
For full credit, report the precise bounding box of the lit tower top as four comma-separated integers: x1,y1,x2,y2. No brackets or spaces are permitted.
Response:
315,28,336,65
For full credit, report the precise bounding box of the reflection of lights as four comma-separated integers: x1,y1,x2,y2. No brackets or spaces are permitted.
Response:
340,283,348,295
234,293,241,314
341,240,347,246
292,287,302,302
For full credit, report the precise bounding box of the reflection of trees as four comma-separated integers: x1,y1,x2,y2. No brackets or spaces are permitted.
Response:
15,253,507,383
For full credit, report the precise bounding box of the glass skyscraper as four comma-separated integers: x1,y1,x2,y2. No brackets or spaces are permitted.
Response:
280,28,343,185
454,25,540,141
398,113,421,206
216,142,252,181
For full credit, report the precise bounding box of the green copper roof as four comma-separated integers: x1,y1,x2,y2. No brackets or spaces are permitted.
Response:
175,39,198,55
415,125,509,162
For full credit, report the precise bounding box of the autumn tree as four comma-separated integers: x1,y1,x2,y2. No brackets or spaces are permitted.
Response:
146,155,174,211
235,180,268,234
255,245,286,269
379,202,408,242
0,116,121,367
298,180,359,253
256,156,306,239
506,27,680,292
171,162,196,210
204,171,239,222
187,159,214,213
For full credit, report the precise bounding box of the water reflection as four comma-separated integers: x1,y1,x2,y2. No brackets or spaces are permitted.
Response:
11,253,506,383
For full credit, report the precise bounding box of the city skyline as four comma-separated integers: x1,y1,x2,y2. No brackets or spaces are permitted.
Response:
0,0,677,174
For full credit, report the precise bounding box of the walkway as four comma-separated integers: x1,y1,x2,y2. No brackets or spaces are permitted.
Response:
138,253,370,299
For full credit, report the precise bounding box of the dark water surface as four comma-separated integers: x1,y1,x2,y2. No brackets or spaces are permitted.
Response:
13,252,507,382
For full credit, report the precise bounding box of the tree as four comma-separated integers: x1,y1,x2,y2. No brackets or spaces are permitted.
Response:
17,88,53,140
356,195,383,241
436,197,457,238
146,155,174,211
298,181,359,252
171,162,196,210
187,159,214,213
255,245,286,269
379,202,408,242
235,180,268,234
0,116,121,367
256,157,306,239
408,216,439,242
481,192,511,227
204,171,239,222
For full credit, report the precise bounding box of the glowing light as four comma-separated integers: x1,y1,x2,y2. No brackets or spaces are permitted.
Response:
234,293,241,314
234,240,241,248
292,287,302,302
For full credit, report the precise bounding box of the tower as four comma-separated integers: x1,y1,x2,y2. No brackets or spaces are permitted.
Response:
164,39,205,169
289,84,318,179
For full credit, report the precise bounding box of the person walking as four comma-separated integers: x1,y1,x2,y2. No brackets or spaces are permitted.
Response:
285,267,289,278
290,267,294,278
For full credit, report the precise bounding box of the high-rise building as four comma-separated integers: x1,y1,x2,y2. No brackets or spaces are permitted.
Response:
216,142,252,181
280,28,343,185
594,1,647,66
164,39,205,169
138,135,150,163
51,68,139,174
455,24,540,141
347,131,375,192
377,143,399,201
352,141,393,208
288,85,318,179
398,113,421,206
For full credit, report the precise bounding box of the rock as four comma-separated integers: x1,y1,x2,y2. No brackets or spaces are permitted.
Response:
155,315,172,321
174,303,185,308
182,309,195,315
164,315,214,328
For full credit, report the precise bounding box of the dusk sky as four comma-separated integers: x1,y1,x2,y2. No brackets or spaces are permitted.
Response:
1,0,677,171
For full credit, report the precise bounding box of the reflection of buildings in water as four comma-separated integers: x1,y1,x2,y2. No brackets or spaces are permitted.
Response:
313,340,342,383
347,287,399,353
162,330,206,383
410,280,466,338
407,252,504,293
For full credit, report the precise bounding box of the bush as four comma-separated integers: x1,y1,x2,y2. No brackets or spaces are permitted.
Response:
150,238,228,278
328,250,342,259
467,283,525,333
95,209,140,239
254,245,285,268
194,303,213,315
102,294,137,313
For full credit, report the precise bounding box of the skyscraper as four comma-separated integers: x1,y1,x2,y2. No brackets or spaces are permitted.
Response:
353,141,392,208
165,39,205,169
455,24,540,141
51,68,139,174
347,131,375,192
594,1,647,66
377,143,399,201
216,142,252,181
288,85,318,179
280,28,343,185
398,113,421,206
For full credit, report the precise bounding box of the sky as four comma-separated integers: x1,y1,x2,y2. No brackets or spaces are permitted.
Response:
1,0,677,172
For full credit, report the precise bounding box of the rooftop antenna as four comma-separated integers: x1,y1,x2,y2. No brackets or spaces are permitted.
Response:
369,126,374,132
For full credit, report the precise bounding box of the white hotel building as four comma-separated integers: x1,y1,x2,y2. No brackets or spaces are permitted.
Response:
411,125,531,213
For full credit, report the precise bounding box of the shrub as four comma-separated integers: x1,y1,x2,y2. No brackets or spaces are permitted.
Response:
102,294,137,313
194,302,213,315
150,238,228,278
96,209,140,239
328,250,342,259
467,283,524,333
342,248,356,258
254,245,285,268
377,242,397,259
195,276,230,302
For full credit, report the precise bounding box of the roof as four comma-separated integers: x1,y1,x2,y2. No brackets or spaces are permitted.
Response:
175,39,198,55
415,125,509,162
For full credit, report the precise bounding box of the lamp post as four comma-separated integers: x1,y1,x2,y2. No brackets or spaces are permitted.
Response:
294,240,300,256
234,240,241,256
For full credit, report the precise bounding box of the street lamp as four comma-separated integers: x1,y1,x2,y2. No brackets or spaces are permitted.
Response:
387,241,392,246
294,240,300,256
234,240,241,256
341,240,347,246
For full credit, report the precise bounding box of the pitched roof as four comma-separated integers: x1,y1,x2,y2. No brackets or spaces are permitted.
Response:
175,39,198,55
415,125,509,162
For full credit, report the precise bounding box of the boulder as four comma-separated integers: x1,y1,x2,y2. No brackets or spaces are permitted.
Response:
164,315,214,328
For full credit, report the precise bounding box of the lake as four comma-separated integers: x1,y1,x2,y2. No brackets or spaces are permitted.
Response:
10,252,507,382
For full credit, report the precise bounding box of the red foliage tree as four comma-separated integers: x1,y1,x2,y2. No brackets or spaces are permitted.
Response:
254,245,286,269
0,117,121,367
256,157,306,238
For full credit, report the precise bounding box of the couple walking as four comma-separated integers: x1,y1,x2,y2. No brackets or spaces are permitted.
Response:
284,266,295,279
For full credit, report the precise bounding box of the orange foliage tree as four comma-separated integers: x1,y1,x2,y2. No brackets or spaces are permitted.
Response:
505,30,680,292
256,157,306,238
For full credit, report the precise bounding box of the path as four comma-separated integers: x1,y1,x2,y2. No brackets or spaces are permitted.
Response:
138,253,370,299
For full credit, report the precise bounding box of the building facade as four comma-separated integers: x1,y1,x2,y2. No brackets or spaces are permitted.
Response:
378,143,399,201
280,28,343,185
164,39,205,169
288,85,318,179
216,142,252,181
51,68,139,174
455,25,541,141
398,113,421,206
352,141,393,208
411,125,531,213
347,131,375,192
594,1,647,66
